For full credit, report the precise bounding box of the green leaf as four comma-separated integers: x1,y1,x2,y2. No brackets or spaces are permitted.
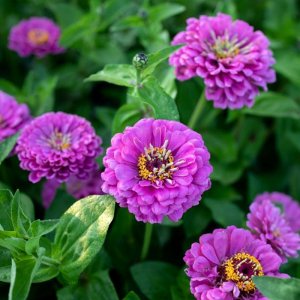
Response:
210,160,244,185
202,130,238,164
60,13,98,47
47,3,83,29
253,276,300,300
183,205,211,238
137,76,179,120
275,51,300,86
0,247,12,282
0,189,14,230
141,45,182,79
86,64,136,87
0,133,19,166
131,261,179,300
112,103,144,134
243,92,300,119
57,270,119,300
35,76,58,115
11,191,31,237
25,220,59,255
9,257,42,300
148,3,185,23
19,193,34,222
29,219,59,238
123,291,141,300
53,195,115,284
171,270,194,300
204,199,245,227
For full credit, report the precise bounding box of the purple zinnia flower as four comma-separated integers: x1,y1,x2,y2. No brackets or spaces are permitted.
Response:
42,169,104,208
247,199,300,262
254,192,300,232
16,112,102,183
8,17,64,58
184,226,286,300
169,13,275,109
0,91,30,142
102,118,212,223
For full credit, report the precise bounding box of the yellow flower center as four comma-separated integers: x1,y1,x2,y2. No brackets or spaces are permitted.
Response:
27,29,49,45
221,252,264,293
48,131,71,151
137,140,183,184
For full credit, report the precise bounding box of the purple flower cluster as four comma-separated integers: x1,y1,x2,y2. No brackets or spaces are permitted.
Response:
184,226,286,300
169,13,275,109
8,17,64,58
102,118,212,223
247,192,300,262
42,169,104,208
0,91,31,142
16,112,102,183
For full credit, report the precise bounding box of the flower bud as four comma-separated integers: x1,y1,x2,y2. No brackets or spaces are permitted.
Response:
132,53,148,70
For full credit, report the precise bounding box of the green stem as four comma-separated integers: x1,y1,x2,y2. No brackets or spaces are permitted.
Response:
140,223,153,260
136,69,141,86
187,90,206,129
41,256,60,267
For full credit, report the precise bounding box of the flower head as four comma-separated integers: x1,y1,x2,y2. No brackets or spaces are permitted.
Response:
0,91,31,142
247,198,300,262
184,226,286,300
42,169,104,208
8,17,64,58
102,118,212,223
16,112,102,183
254,192,300,232
169,13,275,109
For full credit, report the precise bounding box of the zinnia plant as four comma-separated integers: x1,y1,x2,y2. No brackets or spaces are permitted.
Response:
169,13,275,110
8,17,64,58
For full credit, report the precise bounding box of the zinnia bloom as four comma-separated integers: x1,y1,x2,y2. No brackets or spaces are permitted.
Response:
42,169,104,208
254,192,300,232
169,13,275,109
0,90,30,142
102,118,212,223
247,198,300,262
16,112,102,183
184,226,286,300
8,17,64,58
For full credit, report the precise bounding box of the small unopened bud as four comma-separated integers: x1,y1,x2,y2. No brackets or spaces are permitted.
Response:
132,53,148,70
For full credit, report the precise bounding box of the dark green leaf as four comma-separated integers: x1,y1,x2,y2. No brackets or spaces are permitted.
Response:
57,270,119,300
0,189,14,230
86,64,136,87
9,257,41,300
123,292,141,300
202,130,238,164
243,92,300,119
131,261,179,300
210,160,244,185
171,270,194,300
60,13,98,47
204,199,245,227
112,103,144,134
142,45,182,79
53,195,115,284
11,191,31,237
0,133,19,166
137,76,179,120
148,3,185,23
275,51,300,86
253,276,300,300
